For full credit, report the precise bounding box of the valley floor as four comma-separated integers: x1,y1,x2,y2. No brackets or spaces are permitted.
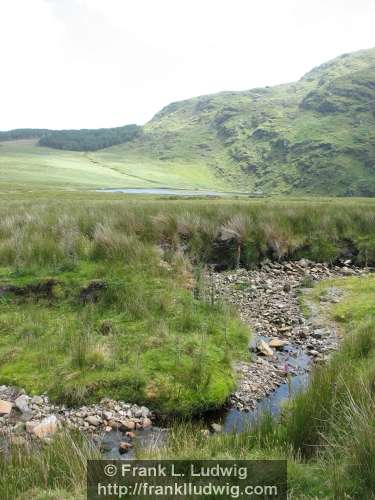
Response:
0,193,374,498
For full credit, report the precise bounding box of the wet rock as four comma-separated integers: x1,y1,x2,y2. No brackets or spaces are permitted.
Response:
256,339,274,356
119,419,136,432
108,420,122,431
119,442,133,454
269,339,289,349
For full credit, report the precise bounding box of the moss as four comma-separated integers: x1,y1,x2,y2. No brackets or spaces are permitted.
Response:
0,262,248,416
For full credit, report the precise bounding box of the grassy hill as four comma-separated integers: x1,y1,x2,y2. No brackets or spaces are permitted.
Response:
128,46,375,196
1,47,375,194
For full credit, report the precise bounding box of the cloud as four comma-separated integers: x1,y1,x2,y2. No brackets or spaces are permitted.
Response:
1,0,374,129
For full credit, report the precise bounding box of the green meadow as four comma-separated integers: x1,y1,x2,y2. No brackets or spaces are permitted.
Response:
0,139,232,191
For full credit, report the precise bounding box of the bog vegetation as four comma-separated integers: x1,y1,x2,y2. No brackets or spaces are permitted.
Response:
144,275,375,499
0,194,374,415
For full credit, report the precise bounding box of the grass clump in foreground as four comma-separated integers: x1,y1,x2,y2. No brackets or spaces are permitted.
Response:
143,275,375,499
0,431,98,500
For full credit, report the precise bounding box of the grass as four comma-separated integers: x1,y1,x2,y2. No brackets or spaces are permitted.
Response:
143,275,375,498
0,192,373,498
0,260,248,415
0,139,233,191
0,431,98,500
0,194,373,416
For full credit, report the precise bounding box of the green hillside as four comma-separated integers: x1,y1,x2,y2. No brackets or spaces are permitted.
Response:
124,46,375,196
1,47,375,194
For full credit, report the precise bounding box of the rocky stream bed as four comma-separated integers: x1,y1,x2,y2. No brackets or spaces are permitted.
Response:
0,260,370,456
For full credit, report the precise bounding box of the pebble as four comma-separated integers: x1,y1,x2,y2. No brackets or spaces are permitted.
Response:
0,386,153,441
211,259,369,411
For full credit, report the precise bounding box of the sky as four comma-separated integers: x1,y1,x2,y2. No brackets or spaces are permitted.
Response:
1,0,375,130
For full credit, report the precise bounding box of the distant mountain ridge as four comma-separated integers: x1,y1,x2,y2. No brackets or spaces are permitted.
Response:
2,47,375,195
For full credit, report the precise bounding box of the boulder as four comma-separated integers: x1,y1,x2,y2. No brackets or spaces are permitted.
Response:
269,339,289,349
31,396,43,405
0,400,13,416
15,395,30,414
210,423,222,433
85,416,101,427
119,442,133,454
102,411,112,421
119,419,136,432
256,339,274,356
32,416,58,439
142,417,152,429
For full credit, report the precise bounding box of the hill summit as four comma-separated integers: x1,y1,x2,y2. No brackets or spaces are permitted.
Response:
129,46,375,196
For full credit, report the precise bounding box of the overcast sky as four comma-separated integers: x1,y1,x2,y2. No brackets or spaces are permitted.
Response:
1,0,374,130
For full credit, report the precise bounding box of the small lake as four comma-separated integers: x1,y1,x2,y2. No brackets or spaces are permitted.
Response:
97,188,236,196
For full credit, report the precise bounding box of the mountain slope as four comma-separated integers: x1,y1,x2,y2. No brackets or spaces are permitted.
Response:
114,47,375,195
1,47,375,195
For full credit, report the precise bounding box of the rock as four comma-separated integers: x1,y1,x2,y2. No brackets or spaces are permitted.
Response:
283,283,291,293
32,415,58,439
108,420,122,430
269,339,289,349
15,395,30,414
103,411,112,421
11,435,27,446
31,396,43,405
312,328,328,339
248,337,258,352
119,442,133,454
0,400,13,416
26,421,38,433
119,419,136,432
256,339,274,356
125,431,136,439
210,423,222,433
13,422,26,433
309,350,320,357
142,417,152,428
200,429,210,438
140,406,150,418
85,416,101,427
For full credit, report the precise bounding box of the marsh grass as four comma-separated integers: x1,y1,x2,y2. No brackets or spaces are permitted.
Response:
0,431,98,500
142,275,375,498
0,259,249,414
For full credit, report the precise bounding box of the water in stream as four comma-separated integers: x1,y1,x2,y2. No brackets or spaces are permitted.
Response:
101,348,311,459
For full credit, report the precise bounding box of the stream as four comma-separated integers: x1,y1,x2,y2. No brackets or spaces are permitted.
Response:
102,261,366,459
